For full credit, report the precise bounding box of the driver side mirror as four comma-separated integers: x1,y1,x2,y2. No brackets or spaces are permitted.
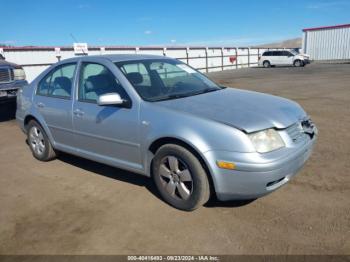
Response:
97,93,129,107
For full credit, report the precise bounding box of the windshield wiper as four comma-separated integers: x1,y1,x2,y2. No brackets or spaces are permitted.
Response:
150,93,190,102
151,88,221,102
197,87,221,94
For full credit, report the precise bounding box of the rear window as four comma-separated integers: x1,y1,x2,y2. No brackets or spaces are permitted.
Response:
262,51,272,56
272,51,281,56
263,51,284,56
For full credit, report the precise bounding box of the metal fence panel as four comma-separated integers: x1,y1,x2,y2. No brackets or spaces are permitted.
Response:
3,46,294,82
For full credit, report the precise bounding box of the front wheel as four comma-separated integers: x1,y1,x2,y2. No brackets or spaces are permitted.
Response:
294,60,303,67
152,144,210,211
27,120,57,161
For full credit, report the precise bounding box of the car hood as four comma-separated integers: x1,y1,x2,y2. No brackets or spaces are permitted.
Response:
155,88,306,133
296,54,310,59
0,60,20,68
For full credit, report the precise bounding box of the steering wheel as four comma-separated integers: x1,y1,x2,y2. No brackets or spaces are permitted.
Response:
167,81,186,94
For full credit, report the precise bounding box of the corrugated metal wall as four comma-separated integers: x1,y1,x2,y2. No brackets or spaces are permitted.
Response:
1,46,290,82
303,26,350,61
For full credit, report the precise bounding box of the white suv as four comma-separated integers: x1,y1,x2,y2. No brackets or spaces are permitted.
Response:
259,50,310,68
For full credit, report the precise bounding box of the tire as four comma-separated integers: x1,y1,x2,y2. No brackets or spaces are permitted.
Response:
263,61,271,68
27,120,57,161
294,60,303,67
152,144,210,211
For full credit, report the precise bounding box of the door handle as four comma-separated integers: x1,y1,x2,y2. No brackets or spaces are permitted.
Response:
36,102,45,108
73,109,84,117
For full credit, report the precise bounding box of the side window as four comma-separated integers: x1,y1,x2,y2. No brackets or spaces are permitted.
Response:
37,63,76,98
79,63,128,103
37,72,52,96
50,64,76,98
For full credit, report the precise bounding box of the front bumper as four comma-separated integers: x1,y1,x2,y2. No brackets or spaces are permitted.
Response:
0,80,27,103
0,96,16,104
204,134,317,201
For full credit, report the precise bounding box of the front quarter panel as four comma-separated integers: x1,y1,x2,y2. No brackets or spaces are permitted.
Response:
140,101,255,175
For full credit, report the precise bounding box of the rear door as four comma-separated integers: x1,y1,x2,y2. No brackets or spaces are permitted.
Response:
34,63,77,147
271,51,282,65
261,51,272,65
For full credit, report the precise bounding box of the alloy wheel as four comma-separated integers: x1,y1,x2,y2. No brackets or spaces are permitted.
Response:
159,156,193,200
29,126,46,156
295,60,301,67
263,61,270,68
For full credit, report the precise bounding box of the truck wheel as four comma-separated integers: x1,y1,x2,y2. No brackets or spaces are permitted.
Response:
27,120,57,161
152,144,210,211
263,61,271,68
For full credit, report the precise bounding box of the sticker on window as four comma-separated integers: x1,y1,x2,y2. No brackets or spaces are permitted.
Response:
177,64,197,74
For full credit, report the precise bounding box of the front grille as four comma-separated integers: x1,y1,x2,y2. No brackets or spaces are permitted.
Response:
0,68,11,83
7,89,17,97
286,121,308,143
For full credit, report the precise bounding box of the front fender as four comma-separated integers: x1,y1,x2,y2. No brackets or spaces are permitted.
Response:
140,102,255,176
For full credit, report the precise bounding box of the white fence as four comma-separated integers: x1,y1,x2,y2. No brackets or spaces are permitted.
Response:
2,46,291,82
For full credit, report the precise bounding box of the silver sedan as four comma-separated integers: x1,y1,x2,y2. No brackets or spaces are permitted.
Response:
16,54,317,210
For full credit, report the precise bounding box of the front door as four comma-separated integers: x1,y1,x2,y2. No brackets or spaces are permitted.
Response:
280,51,294,65
72,62,142,171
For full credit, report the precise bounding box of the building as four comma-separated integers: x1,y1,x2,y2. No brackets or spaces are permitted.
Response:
302,24,350,61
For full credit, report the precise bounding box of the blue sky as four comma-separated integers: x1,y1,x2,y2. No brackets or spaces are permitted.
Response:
1,0,349,47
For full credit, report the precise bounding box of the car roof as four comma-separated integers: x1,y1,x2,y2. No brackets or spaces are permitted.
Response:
61,54,170,63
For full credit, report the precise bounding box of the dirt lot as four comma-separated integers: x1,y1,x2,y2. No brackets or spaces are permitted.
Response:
0,64,349,255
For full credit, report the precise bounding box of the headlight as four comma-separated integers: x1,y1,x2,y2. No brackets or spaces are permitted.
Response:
248,129,285,153
13,68,26,80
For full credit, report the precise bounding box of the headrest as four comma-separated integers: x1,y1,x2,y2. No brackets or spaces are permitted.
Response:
126,72,143,85
85,74,111,91
53,77,71,91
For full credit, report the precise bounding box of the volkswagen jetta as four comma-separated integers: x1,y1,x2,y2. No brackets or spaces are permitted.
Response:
16,54,317,210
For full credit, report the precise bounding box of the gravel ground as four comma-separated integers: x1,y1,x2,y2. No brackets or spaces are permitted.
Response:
0,63,349,255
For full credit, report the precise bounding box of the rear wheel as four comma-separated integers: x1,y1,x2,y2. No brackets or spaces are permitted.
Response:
27,120,57,161
152,144,210,211
263,61,271,68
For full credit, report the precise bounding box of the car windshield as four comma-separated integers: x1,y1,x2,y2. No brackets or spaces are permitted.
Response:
290,50,299,55
115,59,222,102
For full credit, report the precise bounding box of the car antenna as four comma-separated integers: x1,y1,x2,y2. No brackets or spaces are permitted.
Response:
70,33,86,55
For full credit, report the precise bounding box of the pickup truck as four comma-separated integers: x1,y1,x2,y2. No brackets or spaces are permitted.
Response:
0,56,27,103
